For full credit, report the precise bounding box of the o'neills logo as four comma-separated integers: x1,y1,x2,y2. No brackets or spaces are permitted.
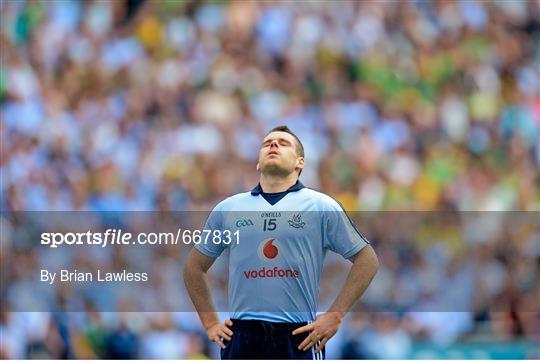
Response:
244,267,300,279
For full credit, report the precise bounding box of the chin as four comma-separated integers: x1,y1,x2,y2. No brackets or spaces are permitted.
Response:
261,164,293,177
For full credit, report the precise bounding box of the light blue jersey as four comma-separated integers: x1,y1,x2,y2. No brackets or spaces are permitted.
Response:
195,181,369,323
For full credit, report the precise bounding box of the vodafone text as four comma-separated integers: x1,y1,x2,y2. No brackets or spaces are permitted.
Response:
244,267,300,279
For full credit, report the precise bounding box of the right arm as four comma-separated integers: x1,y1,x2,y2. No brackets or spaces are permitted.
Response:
183,248,233,349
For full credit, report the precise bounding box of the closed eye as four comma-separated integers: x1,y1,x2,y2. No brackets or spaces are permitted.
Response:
279,140,291,146
261,138,291,147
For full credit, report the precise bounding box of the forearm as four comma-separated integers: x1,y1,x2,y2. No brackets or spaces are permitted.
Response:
327,245,379,319
183,264,220,330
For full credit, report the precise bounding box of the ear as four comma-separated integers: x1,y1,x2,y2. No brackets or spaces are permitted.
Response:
256,162,260,171
296,157,304,171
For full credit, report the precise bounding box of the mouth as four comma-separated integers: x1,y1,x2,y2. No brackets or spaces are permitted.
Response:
267,151,279,157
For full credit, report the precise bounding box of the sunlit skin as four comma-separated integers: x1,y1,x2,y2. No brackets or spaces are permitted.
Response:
256,131,304,193
184,129,379,355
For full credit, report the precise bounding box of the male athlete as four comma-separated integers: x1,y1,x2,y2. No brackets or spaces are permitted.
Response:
184,126,379,359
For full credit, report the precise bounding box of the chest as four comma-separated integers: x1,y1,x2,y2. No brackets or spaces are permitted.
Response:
223,211,323,264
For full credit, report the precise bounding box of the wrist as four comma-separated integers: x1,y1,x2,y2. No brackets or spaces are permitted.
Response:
201,314,220,331
326,310,345,322
204,321,219,331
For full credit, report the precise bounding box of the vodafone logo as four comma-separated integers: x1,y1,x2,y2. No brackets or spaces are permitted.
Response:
258,239,280,261
246,239,301,279
263,239,278,259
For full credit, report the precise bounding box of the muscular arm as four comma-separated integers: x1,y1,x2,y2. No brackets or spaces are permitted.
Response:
183,248,220,329
328,244,379,317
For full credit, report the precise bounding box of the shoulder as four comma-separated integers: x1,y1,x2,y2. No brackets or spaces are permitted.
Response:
212,191,254,211
299,187,344,211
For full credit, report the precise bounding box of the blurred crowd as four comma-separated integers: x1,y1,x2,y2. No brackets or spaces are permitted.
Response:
1,0,539,359
1,211,538,359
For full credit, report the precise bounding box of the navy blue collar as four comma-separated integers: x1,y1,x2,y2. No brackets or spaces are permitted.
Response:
251,180,305,196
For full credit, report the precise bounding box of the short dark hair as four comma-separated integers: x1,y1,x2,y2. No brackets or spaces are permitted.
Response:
266,125,305,158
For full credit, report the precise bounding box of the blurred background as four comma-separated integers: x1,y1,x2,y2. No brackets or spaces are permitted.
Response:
1,0,539,359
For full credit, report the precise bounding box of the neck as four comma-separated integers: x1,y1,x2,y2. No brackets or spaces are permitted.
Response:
259,173,298,193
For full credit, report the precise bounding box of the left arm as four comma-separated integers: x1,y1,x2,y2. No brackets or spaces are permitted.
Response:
328,245,379,317
293,245,379,352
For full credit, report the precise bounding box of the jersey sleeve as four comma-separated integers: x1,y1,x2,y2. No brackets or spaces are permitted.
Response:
323,198,370,259
195,201,228,258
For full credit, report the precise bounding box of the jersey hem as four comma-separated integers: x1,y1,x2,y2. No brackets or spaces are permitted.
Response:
341,241,367,259
194,244,222,258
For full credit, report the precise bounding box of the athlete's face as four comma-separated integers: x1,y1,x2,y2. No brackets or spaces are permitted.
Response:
257,131,304,176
